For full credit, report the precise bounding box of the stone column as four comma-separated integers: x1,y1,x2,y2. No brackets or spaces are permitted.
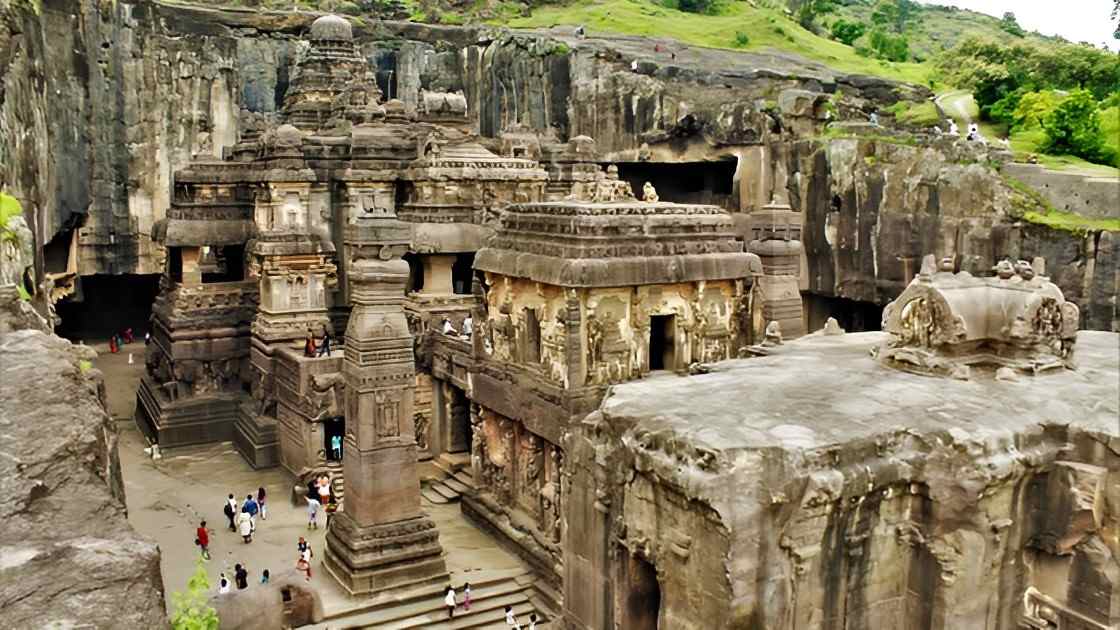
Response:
422,254,456,294
324,213,447,595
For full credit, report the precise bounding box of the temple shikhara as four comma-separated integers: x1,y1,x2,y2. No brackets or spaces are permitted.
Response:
1,8,1116,630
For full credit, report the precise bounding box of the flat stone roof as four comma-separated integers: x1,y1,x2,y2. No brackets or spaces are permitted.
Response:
599,331,1119,453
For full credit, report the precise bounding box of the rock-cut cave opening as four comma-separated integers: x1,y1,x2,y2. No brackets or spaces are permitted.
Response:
616,160,737,210
55,274,161,342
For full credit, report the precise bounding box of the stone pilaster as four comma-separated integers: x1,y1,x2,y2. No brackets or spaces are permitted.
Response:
323,210,446,595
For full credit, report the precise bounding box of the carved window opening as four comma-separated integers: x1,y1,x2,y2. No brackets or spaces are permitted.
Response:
201,245,245,283
523,308,542,364
403,253,424,293
619,549,662,630
649,314,676,371
323,416,345,462
452,253,474,295
168,247,184,283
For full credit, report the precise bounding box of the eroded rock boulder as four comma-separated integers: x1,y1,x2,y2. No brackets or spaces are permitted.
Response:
0,328,165,628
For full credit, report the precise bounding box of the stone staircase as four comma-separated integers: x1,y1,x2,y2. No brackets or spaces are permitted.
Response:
421,452,474,505
306,569,550,629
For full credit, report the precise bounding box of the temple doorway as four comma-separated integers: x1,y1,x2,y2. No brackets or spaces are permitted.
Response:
649,314,676,371
323,417,344,461
621,550,662,630
445,384,471,453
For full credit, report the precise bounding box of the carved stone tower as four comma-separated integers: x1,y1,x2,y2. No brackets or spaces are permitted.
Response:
323,206,447,595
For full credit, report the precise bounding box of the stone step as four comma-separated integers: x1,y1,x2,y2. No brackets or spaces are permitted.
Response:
452,469,476,489
437,451,471,471
382,590,530,628
430,481,460,501
409,600,539,630
316,571,532,629
441,476,470,495
420,488,449,504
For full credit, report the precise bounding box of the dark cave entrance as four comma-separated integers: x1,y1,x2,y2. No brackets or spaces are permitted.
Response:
620,550,662,630
404,253,424,293
648,314,676,371
445,383,471,454
55,274,161,342
452,253,474,295
802,293,884,333
324,417,345,462
616,160,736,210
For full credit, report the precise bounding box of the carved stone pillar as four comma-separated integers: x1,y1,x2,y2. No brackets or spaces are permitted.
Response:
323,210,447,595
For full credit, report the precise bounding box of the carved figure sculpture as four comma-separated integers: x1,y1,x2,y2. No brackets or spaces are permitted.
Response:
642,181,659,203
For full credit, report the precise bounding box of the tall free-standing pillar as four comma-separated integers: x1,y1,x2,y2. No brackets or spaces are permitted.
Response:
323,210,447,595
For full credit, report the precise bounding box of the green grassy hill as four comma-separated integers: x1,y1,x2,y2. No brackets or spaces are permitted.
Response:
826,0,1062,63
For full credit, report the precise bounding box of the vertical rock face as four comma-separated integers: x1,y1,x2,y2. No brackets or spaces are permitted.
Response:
0,321,165,626
785,137,1119,331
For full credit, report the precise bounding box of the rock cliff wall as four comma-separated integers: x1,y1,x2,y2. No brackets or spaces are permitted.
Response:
784,136,1119,331
0,1,908,277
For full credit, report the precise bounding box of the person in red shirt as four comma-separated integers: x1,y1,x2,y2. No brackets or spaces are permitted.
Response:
196,520,211,560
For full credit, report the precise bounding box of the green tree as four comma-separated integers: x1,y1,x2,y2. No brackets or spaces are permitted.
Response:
1041,89,1111,163
999,12,1024,37
869,28,909,62
830,19,866,46
794,0,836,30
871,0,917,34
1012,90,1066,129
170,561,220,630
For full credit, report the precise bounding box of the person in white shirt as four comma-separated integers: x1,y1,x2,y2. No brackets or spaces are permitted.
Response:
441,317,457,336
461,315,473,340
505,605,520,629
444,585,456,619
528,613,538,630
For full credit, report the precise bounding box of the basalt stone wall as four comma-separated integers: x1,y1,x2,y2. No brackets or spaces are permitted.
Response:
1,0,913,280
784,137,1119,331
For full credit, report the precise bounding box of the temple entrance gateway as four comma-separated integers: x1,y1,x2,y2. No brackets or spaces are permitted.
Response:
621,550,662,630
649,314,675,371
440,382,471,454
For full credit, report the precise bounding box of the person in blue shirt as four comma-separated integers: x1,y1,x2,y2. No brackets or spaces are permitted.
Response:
331,434,342,460
242,494,259,532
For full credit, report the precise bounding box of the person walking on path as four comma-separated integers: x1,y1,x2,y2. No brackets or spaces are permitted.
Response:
242,494,259,532
306,493,321,529
257,487,267,521
195,520,211,560
444,586,456,619
260,570,270,584
317,475,331,506
238,510,253,543
463,583,471,611
297,545,313,581
234,564,249,590
225,494,238,531
528,613,538,630
218,573,230,594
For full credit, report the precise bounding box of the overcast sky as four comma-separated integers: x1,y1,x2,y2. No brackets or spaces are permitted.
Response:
918,0,1118,49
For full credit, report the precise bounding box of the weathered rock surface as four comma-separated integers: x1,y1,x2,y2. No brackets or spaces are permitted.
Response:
0,327,165,628
566,331,1120,630
786,136,1119,331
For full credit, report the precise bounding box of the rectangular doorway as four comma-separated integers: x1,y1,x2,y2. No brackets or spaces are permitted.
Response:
649,315,676,371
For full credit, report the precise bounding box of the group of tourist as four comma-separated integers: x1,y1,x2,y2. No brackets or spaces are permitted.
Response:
303,329,333,358
217,566,270,594
107,327,135,354
442,584,538,628
440,314,473,340
220,487,268,544
306,475,335,530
